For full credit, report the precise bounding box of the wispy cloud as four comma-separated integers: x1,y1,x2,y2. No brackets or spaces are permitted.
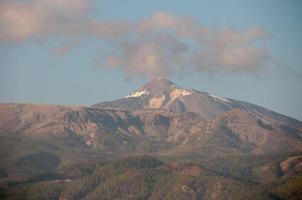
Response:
0,0,271,78
100,12,270,78
0,0,92,42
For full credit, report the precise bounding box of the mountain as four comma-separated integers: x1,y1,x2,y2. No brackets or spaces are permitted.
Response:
1,77,302,199
1,77,302,156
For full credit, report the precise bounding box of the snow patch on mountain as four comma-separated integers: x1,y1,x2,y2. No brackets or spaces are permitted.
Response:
125,89,150,98
166,89,193,105
149,95,166,108
171,89,193,98
209,94,231,103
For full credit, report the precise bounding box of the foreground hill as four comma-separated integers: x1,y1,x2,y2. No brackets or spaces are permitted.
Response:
2,155,302,200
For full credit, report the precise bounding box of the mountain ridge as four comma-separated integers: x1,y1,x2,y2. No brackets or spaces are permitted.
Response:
1,81,302,156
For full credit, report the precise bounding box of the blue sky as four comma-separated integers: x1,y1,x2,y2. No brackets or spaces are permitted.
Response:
0,0,302,120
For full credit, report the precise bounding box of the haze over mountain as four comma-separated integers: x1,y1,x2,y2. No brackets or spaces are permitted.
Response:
0,78,302,199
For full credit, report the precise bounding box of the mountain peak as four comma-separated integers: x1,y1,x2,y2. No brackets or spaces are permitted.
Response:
125,77,180,98
142,77,180,91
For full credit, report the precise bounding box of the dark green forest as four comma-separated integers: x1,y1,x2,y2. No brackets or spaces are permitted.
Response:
0,133,301,200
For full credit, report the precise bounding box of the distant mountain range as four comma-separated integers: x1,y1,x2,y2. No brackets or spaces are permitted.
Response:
0,77,302,199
